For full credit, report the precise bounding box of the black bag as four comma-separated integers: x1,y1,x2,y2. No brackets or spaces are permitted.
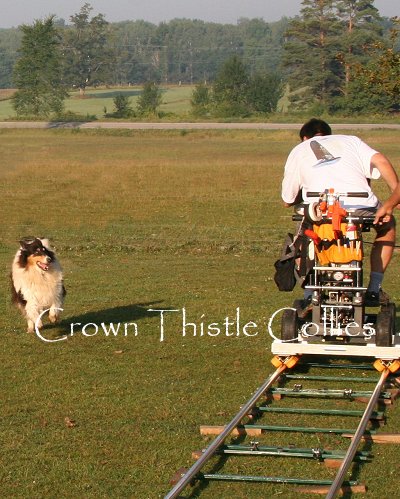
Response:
273,233,297,292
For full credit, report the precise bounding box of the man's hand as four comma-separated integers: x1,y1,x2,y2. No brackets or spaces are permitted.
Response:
374,203,394,224
374,181,400,224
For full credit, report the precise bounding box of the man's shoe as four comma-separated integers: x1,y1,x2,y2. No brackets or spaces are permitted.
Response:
364,289,390,307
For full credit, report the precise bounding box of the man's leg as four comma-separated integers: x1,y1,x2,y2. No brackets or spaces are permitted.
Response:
366,215,396,303
370,228,396,272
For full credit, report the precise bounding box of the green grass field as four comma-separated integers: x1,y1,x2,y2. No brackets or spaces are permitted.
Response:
2,86,400,124
0,86,194,121
1,128,400,498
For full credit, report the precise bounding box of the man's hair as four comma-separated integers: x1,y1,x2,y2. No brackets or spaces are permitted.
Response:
299,118,332,140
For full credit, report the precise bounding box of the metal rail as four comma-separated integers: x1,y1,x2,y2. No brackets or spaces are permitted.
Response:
164,361,288,499
164,358,396,498
326,367,390,498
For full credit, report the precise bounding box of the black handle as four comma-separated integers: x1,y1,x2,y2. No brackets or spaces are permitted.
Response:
292,214,376,224
344,192,369,198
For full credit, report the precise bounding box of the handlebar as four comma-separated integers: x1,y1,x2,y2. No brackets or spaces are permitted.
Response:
292,214,375,225
306,191,369,198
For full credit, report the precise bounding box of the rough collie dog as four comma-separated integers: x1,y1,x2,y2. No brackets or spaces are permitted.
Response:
11,238,66,333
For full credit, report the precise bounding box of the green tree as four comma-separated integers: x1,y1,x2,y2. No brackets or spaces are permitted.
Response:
61,3,113,95
282,0,342,110
190,83,211,117
12,17,67,117
136,82,163,116
111,93,135,118
335,0,383,95
0,28,23,89
237,18,275,73
0,47,14,88
108,17,287,86
110,20,159,85
341,19,400,113
247,72,283,113
204,56,284,117
213,55,250,116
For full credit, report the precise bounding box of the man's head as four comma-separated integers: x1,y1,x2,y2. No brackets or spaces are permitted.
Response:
300,118,332,141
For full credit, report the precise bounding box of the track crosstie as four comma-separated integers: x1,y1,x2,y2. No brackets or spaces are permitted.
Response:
165,353,400,498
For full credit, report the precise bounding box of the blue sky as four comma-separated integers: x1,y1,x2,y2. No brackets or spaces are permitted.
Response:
0,0,398,28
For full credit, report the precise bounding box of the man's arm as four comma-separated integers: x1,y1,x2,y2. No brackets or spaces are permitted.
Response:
371,152,398,192
282,150,302,206
374,182,400,224
371,152,399,224
283,189,304,207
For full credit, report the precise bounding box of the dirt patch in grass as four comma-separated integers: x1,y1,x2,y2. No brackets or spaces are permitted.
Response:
0,88,16,100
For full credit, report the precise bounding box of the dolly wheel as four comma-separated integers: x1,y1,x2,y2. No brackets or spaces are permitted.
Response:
375,305,394,347
281,308,299,342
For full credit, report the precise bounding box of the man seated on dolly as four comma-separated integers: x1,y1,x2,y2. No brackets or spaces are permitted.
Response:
281,118,398,307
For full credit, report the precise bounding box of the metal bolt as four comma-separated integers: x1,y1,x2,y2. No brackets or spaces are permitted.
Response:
312,448,323,460
250,441,259,451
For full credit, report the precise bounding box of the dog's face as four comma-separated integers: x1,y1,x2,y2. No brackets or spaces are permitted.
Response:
19,238,55,271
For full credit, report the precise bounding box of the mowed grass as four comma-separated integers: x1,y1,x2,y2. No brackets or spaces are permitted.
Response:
2,86,400,124
0,86,194,120
1,128,400,498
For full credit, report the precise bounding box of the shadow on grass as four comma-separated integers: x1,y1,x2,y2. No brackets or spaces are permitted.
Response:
46,122,89,129
42,301,175,338
68,300,165,323
85,90,142,99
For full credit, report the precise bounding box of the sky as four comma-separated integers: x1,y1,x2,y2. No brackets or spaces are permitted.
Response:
0,0,398,29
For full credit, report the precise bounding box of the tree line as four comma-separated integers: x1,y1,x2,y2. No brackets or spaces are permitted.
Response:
0,4,287,89
2,1,399,118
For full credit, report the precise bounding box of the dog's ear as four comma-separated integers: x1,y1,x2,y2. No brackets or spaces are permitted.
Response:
39,238,51,249
19,237,36,250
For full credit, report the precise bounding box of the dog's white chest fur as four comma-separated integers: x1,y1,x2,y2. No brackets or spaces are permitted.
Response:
12,257,63,307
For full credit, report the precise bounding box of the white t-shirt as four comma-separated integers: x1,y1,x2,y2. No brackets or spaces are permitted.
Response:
281,135,380,208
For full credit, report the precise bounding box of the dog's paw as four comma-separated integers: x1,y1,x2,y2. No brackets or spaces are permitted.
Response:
28,319,42,333
49,311,60,324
